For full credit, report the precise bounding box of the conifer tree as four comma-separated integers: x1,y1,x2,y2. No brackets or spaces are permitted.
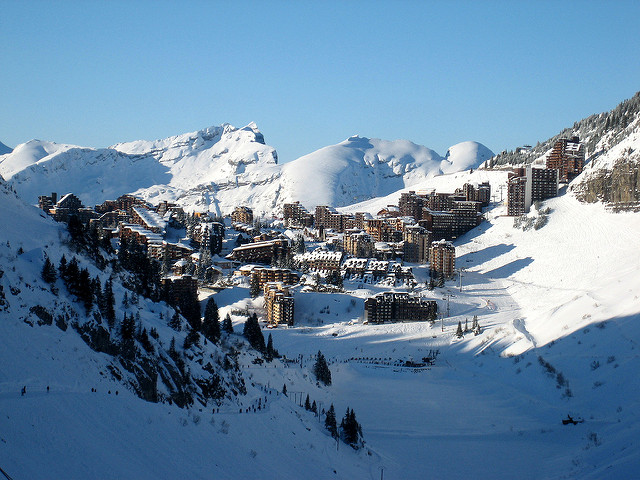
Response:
41,256,57,284
169,310,182,331
265,333,278,361
305,394,311,411
340,408,362,448
456,320,463,338
222,313,233,334
243,313,266,353
183,327,200,350
249,274,261,298
103,279,116,328
121,313,135,340
168,336,178,360
78,268,93,314
311,400,317,414
313,350,332,386
202,297,221,344
325,404,338,439
282,383,287,396
58,255,67,277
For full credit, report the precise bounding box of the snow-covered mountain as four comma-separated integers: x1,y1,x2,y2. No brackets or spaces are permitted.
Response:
0,125,492,216
0,141,12,155
276,136,491,210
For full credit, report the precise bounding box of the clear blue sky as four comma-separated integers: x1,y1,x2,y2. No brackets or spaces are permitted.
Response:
2,0,639,162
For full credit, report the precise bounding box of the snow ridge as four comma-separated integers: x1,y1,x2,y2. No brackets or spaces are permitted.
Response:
0,125,492,216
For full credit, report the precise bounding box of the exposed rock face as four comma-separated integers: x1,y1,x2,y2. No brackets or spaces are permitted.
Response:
575,156,640,208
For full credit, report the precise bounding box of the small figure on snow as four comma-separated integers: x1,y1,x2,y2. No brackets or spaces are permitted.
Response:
21,386,26,396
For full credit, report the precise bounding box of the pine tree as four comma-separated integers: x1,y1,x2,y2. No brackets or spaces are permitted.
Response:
304,394,311,411
104,279,116,328
138,328,154,353
243,313,266,353
472,315,481,335
183,327,200,350
313,350,332,386
222,313,233,334
64,257,80,295
311,400,317,414
169,311,182,331
282,383,287,396
265,333,273,361
294,234,306,254
340,408,362,448
202,297,221,344
325,404,338,439
456,320,463,338
78,268,93,314
41,256,57,284
58,255,67,277
249,274,261,298
121,313,135,340
168,336,178,360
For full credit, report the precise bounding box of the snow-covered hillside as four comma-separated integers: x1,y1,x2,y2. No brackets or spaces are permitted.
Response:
0,181,373,479
0,125,492,216
277,137,491,210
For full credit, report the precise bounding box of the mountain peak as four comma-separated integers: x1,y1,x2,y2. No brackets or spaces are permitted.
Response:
0,140,12,155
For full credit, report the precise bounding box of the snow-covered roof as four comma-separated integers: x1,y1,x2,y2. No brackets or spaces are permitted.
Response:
295,249,343,262
132,206,167,232
121,223,164,244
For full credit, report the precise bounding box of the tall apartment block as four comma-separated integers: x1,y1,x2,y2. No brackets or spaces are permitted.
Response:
430,240,456,278
507,166,559,216
546,137,585,183
264,283,294,326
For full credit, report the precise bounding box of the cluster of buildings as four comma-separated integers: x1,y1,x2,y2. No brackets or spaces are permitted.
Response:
506,137,585,216
37,192,226,312
39,174,486,330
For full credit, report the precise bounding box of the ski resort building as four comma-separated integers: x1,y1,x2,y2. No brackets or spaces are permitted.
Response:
403,225,431,263
231,206,253,225
343,229,374,258
430,240,456,279
507,166,559,216
546,137,585,183
191,222,224,255
364,292,437,324
95,194,150,214
227,239,289,264
283,201,314,228
294,249,344,273
130,206,167,234
264,283,294,326
251,267,299,290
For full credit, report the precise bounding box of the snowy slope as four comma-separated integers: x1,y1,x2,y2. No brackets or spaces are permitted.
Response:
2,163,640,478
0,125,492,216
278,136,444,210
266,175,640,478
0,140,171,207
0,182,373,479
441,140,494,173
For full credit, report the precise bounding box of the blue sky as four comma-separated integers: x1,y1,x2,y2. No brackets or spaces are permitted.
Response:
1,0,639,162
